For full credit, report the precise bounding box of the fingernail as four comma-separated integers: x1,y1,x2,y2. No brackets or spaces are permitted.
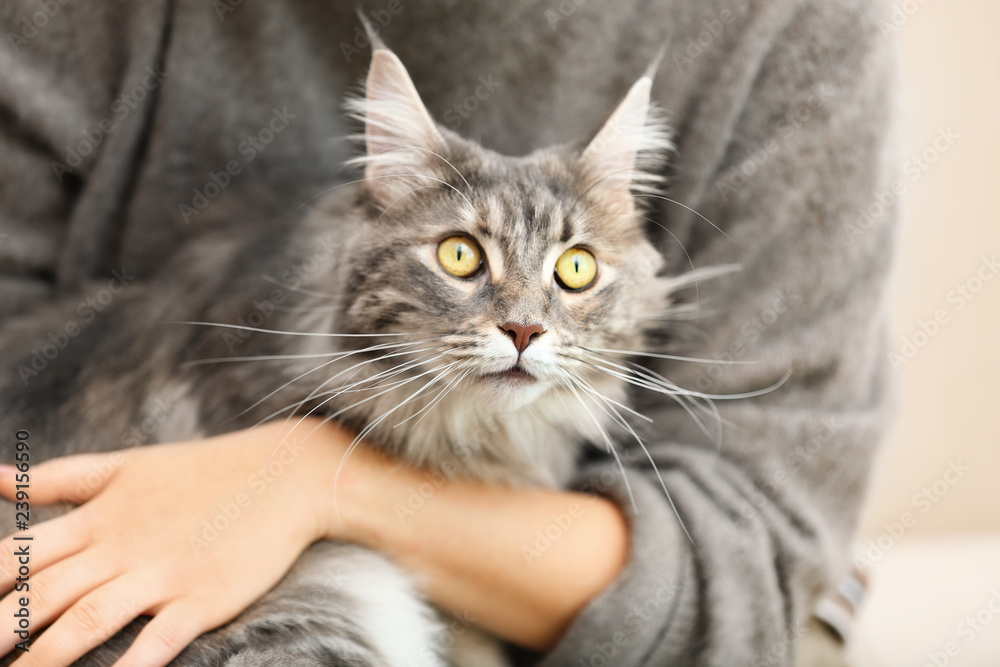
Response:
0,465,16,475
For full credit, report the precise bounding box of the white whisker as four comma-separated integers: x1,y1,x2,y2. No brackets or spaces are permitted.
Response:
251,353,439,429
295,345,470,420
560,377,638,513
574,354,722,445
383,145,474,193
572,375,697,549
182,351,361,368
580,345,756,365
330,359,466,523
260,275,339,300
370,184,450,225
296,173,435,210
344,142,474,203
265,358,463,473
580,349,783,401
636,193,735,242
641,214,701,301
271,304,341,313
234,340,441,426
163,320,441,338
394,364,473,430
274,348,456,425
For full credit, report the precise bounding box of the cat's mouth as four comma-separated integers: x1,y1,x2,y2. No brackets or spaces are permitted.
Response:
483,364,536,384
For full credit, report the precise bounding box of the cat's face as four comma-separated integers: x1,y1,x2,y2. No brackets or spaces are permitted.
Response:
342,152,669,415
335,48,672,416
300,47,678,482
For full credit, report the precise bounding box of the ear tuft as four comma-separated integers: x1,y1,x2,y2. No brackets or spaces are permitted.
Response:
580,74,673,205
345,47,446,202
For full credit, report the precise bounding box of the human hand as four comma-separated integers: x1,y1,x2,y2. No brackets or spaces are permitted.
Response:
0,419,348,666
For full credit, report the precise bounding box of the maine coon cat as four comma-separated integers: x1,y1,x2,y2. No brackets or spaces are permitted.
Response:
0,41,708,666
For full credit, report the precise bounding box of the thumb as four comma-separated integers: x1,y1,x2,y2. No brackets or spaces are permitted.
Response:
0,450,130,504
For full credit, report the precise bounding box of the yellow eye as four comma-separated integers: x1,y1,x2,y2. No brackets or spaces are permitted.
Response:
555,247,598,291
437,235,483,278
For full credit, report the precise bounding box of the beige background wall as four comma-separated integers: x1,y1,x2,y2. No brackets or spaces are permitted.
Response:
849,1,1000,665
859,0,999,543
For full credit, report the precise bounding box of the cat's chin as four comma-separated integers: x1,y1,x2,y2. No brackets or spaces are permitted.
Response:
481,364,536,384
469,369,549,412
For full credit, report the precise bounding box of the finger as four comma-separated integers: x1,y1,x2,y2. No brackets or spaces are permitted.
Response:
0,512,88,589
114,600,214,667
0,451,129,504
11,574,157,667
0,549,119,655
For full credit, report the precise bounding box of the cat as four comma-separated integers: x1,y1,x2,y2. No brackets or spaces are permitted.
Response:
0,40,703,666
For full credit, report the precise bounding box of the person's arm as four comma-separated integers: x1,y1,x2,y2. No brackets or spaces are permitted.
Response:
0,417,629,666
331,439,630,651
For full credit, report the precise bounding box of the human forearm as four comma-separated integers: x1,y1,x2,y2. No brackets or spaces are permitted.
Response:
319,424,629,651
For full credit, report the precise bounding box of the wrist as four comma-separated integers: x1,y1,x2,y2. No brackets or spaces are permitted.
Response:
327,440,423,553
250,418,358,545
276,417,417,550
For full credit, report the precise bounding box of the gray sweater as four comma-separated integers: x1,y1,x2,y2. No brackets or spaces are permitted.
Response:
0,0,896,664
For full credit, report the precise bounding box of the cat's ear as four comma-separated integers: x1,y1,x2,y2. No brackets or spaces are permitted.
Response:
349,47,446,202
580,72,671,207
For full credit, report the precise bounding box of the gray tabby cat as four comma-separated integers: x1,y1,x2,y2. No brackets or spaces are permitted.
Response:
0,42,700,666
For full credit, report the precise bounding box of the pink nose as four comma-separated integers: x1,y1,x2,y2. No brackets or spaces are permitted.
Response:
500,322,545,354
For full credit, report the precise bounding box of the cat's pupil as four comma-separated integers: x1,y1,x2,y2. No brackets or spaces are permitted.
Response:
573,256,580,273
456,246,464,261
